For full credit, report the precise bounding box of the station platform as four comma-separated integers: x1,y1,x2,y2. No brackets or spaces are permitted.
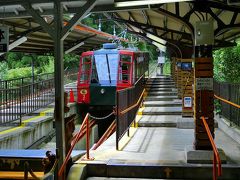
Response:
68,75,240,180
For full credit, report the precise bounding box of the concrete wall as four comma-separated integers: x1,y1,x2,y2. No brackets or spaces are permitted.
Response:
0,116,53,149
0,102,77,149
0,102,99,150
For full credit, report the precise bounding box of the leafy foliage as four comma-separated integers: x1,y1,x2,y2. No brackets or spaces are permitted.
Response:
0,51,80,80
0,61,8,80
213,43,240,83
5,67,34,80
136,41,158,62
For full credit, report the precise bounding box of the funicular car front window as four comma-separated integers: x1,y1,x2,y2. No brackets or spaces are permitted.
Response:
94,54,118,85
79,56,91,84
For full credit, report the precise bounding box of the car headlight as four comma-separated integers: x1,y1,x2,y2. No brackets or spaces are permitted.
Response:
100,88,105,94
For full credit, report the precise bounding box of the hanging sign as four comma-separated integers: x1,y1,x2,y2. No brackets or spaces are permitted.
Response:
0,26,9,52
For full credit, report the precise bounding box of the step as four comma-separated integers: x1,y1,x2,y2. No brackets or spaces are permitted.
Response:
142,107,182,115
143,100,182,107
145,96,178,101
147,92,177,96
145,85,176,88
84,161,240,180
146,88,178,92
138,115,179,127
152,76,172,79
146,82,175,85
87,178,183,180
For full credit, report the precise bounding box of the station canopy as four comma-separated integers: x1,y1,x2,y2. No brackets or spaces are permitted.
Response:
0,0,240,56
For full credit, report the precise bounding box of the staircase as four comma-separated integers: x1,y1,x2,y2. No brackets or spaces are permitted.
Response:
138,75,182,127
68,75,240,180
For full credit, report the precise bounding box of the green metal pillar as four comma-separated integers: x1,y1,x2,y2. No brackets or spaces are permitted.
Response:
53,1,65,178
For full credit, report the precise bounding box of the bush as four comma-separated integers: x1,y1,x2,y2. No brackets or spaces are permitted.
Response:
5,67,35,80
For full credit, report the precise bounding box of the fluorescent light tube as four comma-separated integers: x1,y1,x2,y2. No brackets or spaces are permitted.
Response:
115,0,192,7
147,33,166,45
65,41,84,54
0,36,27,56
9,36,28,50
152,41,166,52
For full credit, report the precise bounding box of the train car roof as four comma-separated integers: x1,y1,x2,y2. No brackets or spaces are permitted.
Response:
94,48,149,54
94,48,119,55
81,43,149,56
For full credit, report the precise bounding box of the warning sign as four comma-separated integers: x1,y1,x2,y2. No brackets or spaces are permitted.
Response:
196,78,213,90
0,26,9,52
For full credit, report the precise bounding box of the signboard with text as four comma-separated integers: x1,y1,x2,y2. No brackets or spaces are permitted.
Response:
184,97,192,108
0,26,9,52
196,78,213,90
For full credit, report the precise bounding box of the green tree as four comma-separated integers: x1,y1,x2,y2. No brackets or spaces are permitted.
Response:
213,43,240,83
0,62,8,80
63,54,80,69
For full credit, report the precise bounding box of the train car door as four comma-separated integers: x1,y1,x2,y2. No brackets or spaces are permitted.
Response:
117,51,134,90
77,51,93,104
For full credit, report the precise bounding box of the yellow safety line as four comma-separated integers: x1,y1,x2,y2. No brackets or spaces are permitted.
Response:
0,108,53,135
0,126,23,135
119,105,145,150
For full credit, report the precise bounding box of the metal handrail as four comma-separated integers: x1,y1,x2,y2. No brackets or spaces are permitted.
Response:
119,89,145,115
201,116,222,180
92,120,116,150
214,94,240,109
58,113,91,178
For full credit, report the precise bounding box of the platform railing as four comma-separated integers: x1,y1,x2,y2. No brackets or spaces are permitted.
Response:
214,81,240,126
0,78,54,125
0,68,78,89
0,70,78,125
201,116,222,180
116,75,144,150
214,94,240,109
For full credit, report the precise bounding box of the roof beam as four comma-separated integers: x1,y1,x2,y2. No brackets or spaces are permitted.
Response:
215,23,240,37
128,12,137,22
103,12,124,31
207,7,225,28
230,12,238,25
154,8,194,37
141,10,149,24
113,13,135,32
21,2,54,37
175,2,179,16
61,0,97,40
113,17,192,41
0,0,82,6
201,1,240,12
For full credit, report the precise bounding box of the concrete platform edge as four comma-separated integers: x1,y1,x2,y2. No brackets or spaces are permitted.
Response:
215,113,240,145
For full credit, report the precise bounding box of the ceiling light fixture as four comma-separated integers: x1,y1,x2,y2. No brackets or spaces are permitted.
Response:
65,41,84,54
152,41,166,52
115,0,192,7
0,36,27,56
146,33,166,45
